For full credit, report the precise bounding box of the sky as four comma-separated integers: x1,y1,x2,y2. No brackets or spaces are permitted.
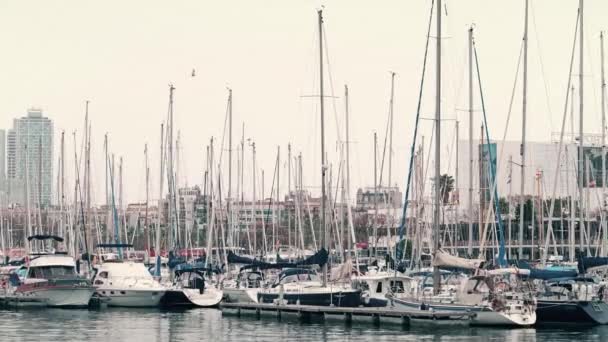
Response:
0,0,606,205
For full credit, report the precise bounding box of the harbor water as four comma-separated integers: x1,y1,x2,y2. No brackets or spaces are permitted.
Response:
1,308,607,342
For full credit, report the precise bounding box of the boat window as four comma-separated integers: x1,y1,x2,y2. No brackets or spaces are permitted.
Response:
390,281,405,293
29,266,76,279
376,282,383,293
98,272,108,279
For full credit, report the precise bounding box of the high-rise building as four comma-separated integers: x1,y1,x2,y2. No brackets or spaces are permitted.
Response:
6,108,54,207
0,129,5,206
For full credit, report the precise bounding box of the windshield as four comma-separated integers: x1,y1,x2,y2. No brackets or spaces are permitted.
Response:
28,266,76,279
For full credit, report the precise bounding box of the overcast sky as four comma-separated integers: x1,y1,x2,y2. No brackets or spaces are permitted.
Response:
0,0,606,205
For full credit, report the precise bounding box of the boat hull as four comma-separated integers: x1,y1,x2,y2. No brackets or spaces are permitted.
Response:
223,287,259,303
536,300,608,325
161,288,223,308
258,289,362,307
2,284,95,308
392,297,535,326
96,288,164,307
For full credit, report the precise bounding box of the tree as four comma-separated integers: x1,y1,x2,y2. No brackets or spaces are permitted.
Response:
438,174,454,204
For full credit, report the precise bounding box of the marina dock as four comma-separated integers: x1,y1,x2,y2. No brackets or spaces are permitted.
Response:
221,302,474,326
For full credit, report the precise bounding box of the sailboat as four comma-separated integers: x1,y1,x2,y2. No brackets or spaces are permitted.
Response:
257,9,362,308
389,0,536,326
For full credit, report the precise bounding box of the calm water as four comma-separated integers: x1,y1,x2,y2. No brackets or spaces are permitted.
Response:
1,308,608,342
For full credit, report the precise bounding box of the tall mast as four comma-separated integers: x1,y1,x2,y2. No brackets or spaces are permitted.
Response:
345,85,352,254
468,26,474,256
85,101,91,249
388,72,396,241
168,84,175,251
105,134,110,243
578,0,585,254
373,132,378,260
519,0,529,259
155,122,164,277
24,142,31,253
433,0,442,293
119,156,124,244
388,72,395,189
227,88,233,247
570,85,576,261
601,31,607,255
144,143,150,251
276,146,280,251
288,143,292,248
318,9,328,287
59,131,65,240
252,141,256,255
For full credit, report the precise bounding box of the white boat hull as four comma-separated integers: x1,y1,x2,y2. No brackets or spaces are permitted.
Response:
96,288,165,307
223,287,259,303
35,287,96,307
472,310,536,326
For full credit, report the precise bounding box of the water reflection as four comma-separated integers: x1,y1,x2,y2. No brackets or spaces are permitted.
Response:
0,308,607,342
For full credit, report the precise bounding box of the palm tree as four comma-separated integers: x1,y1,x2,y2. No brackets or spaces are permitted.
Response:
438,174,454,204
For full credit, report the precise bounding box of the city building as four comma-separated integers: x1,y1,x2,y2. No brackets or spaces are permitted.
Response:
0,129,5,206
6,108,54,207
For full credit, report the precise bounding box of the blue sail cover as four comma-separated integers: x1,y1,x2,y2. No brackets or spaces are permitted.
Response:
578,256,608,274
228,248,329,271
509,259,577,280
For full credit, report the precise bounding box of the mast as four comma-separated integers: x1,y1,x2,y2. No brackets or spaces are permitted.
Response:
168,85,176,251
24,142,31,253
519,0,529,259
601,30,606,255
433,0,442,293
578,0,585,254
155,122,164,277
345,85,352,254
318,9,328,287
388,72,396,241
105,134,111,243
288,143,292,249
468,26,474,256
85,101,91,250
144,143,150,251
276,146,280,251
227,88,233,248
373,132,378,260
60,131,65,240
252,141,257,255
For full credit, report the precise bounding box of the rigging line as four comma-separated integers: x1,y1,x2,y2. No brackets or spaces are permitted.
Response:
321,21,343,145
378,76,394,189
217,91,231,166
477,39,524,256
474,42,507,267
541,8,580,264
262,151,280,251
530,0,555,133
395,0,435,261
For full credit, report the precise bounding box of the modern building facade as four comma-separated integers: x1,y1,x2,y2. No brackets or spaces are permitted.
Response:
6,108,54,207
0,129,5,206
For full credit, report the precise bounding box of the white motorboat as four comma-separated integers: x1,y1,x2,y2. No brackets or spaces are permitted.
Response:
0,236,95,308
92,260,165,307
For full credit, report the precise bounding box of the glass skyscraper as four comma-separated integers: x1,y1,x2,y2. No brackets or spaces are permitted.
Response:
7,108,54,207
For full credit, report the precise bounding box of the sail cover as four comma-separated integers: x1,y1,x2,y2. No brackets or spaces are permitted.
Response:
228,248,329,270
433,250,484,270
